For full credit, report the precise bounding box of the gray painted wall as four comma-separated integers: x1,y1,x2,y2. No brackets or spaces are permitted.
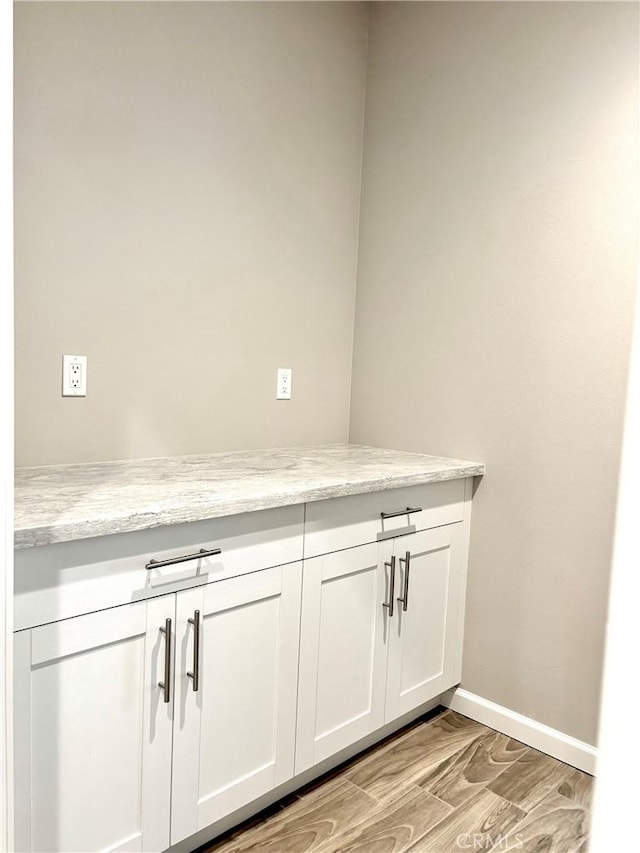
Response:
349,1,638,745
14,1,369,465
15,1,639,746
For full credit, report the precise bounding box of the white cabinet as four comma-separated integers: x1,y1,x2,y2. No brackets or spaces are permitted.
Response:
170,564,302,843
13,596,174,853
13,478,474,852
14,563,302,853
296,522,466,773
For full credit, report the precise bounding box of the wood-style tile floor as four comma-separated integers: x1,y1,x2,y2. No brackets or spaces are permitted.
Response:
200,709,592,853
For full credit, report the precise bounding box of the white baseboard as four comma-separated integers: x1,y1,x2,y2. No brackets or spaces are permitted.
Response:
442,687,597,775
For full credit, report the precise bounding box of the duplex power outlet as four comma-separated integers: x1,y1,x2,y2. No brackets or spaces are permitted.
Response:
62,355,87,397
276,368,292,400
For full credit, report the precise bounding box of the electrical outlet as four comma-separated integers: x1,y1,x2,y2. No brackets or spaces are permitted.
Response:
276,368,292,400
62,354,87,397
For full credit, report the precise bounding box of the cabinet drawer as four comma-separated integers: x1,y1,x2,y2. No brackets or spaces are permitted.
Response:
304,480,466,559
14,504,304,631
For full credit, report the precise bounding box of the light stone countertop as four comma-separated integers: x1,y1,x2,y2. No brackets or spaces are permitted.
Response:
14,444,485,549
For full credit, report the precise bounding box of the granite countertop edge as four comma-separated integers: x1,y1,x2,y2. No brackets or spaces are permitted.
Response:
14,444,485,549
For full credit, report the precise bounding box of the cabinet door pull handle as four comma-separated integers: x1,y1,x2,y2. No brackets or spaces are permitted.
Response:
158,618,172,703
397,551,411,611
187,610,201,692
383,556,396,617
146,547,221,571
380,506,423,521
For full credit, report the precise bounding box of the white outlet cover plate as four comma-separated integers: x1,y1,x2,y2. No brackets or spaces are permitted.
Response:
276,367,292,400
62,354,87,397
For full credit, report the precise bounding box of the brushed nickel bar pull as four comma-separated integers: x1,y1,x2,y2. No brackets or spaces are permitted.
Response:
187,610,201,692
158,618,171,704
380,506,423,521
397,551,411,611
383,556,396,618
146,547,221,571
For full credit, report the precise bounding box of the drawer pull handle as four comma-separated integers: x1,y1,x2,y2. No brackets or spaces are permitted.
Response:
397,551,411,611
187,610,201,692
158,618,172,704
380,506,423,521
383,556,396,618
146,547,221,571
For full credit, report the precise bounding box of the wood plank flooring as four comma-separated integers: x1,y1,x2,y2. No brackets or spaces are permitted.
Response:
199,709,592,853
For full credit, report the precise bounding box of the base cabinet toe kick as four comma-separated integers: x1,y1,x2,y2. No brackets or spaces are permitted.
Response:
13,477,477,853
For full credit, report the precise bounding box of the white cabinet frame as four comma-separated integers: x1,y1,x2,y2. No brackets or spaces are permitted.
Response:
1,1,14,847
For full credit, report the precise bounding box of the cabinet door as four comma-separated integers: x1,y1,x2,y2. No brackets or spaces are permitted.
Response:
170,563,302,844
13,596,174,853
385,523,464,721
295,541,392,774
